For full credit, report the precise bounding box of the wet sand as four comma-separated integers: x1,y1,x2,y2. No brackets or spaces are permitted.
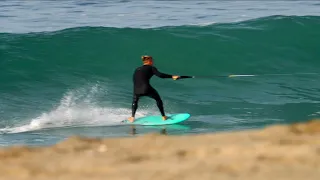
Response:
0,119,319,180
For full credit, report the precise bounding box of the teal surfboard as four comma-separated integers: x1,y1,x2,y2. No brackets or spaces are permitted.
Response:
122,113,191,125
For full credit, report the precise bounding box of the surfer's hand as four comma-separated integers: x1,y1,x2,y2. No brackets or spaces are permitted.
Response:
172,75,180,80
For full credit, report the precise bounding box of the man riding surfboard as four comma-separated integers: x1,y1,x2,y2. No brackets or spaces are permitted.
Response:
128,55,192,123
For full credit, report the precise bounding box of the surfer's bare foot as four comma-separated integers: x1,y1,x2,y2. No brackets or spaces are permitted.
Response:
162,116,167,121
128,117,135,122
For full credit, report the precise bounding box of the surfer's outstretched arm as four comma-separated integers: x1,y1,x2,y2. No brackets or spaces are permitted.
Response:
152,67,172,78
152,67,193,80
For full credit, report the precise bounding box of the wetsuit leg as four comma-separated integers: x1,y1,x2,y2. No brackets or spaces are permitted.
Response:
132,94,140,117
147,89,166,116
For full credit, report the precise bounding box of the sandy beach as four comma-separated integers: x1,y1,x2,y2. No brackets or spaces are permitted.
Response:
0,119,319,180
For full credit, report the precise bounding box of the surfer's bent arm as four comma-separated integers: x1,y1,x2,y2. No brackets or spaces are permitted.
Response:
152,67,173,78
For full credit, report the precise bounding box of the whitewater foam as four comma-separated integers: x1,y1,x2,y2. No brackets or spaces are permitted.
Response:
0,84,150,134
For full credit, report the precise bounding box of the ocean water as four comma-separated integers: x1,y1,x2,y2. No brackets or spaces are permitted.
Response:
1,0,320,147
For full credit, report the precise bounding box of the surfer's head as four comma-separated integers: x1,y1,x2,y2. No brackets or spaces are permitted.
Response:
141,55,153,65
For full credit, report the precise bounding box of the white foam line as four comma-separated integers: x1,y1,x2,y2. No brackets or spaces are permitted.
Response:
0,84,156,134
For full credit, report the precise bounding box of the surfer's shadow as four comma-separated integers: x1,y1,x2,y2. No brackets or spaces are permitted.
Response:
129,126,168,135
127,123,192,136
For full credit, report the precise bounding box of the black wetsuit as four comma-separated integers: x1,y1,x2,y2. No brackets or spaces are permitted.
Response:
131,65,170,117
131,65,191,117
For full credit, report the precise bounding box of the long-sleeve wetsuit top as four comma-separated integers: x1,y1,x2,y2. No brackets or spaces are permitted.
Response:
133,65,172,95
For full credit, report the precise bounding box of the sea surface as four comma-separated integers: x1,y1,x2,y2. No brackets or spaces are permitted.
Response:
1,0,320,147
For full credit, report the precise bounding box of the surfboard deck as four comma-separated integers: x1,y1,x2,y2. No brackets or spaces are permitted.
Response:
122,113,191,125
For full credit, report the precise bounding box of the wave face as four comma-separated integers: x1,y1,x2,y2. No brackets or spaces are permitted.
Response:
1,15,320,135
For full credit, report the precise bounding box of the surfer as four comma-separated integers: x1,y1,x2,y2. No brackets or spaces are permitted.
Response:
128,55,192,123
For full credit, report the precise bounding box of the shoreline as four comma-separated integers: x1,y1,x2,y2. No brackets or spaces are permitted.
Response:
0,119,319,180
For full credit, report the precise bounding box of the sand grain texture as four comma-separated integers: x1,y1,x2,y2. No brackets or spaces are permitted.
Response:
0,120,320,180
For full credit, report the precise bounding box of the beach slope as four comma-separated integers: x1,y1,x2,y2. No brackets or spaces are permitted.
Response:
0,119,319,180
